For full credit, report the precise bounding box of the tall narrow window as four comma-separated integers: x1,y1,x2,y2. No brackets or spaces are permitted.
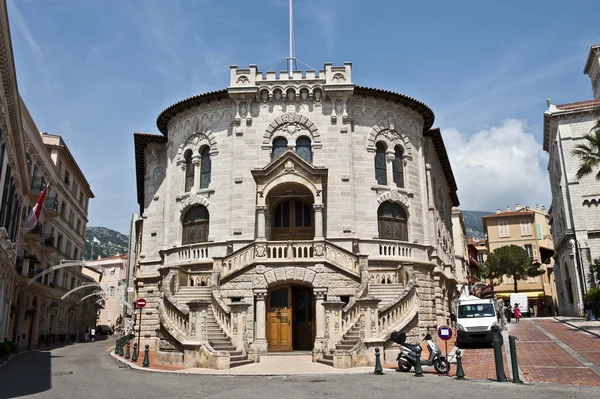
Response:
375,142,387,185
296,137,312,163
182,206,209,245
272,137,288,160
393,145,404,188
200,146,211,189
184,150,194,192
377,202,408,241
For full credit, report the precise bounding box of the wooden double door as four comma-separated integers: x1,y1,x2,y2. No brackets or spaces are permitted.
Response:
271,199,314,241
267,286,314,352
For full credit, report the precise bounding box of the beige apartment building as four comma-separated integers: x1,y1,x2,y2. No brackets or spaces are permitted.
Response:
482,205,557,316
84,254,128,327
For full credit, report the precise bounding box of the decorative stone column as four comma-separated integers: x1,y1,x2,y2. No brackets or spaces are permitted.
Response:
251,289,268,354
256,206,268,241
313,204,325,239
187,299,211,343
322,300,344,351
385,151,395,186
192,154,202,189
356,297,381,340
313,288,328,352
229,302,251,352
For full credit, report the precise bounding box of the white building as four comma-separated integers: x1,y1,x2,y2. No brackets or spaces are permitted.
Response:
133,62,462,369
543,44,600,316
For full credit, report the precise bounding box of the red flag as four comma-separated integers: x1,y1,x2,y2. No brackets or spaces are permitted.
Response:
23,185,48,232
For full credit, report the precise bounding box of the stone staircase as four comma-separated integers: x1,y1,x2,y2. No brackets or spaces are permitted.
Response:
368,284,405,309
172,286,253,368
317,324,361,367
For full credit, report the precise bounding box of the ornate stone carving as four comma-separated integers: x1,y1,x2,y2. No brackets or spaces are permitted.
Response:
314,243,324,257
332,73,346,82
232,313,238,334
334,99,344,116
175,126,218,164
314,89,323,106
179,193,210,212
370,307,377,333
377,190,410,208
199,309,207,341
334,310,340,332
236,75,249,84
366,118,414,158
283,160,296,173
255,244,266,258
263,112,321,146
325,309,330,337
159,339,178,351
190,311,197,336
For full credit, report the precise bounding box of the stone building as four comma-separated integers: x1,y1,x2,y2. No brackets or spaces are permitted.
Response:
543,43,600,316
133,62,462,368
84,254,128,326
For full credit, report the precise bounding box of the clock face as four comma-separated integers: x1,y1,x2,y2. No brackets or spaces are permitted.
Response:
154,168,162,178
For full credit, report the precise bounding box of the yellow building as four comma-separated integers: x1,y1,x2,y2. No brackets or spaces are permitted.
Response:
482,205,557,316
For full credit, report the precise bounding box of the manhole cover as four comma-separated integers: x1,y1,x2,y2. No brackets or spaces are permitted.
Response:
52,371,73,376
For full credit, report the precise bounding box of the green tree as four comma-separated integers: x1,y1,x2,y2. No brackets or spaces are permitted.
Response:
573,105,600,180
483,245,545,293
591,257,600,284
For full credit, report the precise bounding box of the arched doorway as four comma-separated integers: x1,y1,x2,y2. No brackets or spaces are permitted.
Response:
267,284,314,352
268,183,314,241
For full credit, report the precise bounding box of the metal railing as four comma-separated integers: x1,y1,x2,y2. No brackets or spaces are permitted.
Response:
43,196,59,212
31,177,46,192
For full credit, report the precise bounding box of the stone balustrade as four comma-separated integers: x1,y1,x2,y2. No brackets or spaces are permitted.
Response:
164,296,189,335
377,282,418,337
359,239,428,261
211,294,232,337
341,301,362,337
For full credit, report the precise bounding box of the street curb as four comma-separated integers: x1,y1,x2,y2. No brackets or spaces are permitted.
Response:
109,350,405,377
554,317,600,339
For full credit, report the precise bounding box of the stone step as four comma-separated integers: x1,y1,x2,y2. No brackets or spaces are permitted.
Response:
230,359,254,368
230,354,248,362
229,351,243,356
323,354,333,361
341,340,357,345
209,338,231,344
316,358,334,367
211,345,236,352
336,344,354,350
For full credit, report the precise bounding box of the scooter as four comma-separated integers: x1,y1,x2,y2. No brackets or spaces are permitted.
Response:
391,330,451,374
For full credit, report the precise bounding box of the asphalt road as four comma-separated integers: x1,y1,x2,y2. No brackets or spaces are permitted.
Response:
1,336,600,399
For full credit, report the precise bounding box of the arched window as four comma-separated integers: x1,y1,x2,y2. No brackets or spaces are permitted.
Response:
200,146,211,189
296,137,312,163
272,137,288,160
184,150,194,192
393,145,404,188
377,202,408,241
182,206,209,244
375,142,387,185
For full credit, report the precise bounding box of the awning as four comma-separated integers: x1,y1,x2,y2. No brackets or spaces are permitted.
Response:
539,246,555,264
495,291,545,299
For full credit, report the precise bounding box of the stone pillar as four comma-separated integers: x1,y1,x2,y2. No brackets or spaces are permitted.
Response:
313,288,327,352
385,151,395,186
187,299,211,343
356,298,381,340
256,206,267,241
192,154,201,189
229,302,251,352
251,289,268,353
313,204,324,239
322,300,344,351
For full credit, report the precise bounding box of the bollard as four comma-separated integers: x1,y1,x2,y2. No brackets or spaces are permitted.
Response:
125,341,131,359
374,348,383,374
414,346,423,377
132,343,138,362
114,339,119,354
455,350,465,379
142,344,150,367
119,339,124,356
509,335,521,383
491,325,506,382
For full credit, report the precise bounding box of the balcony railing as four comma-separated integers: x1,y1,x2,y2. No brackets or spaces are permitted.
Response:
43,196,59,213
41,234,55,248
31,177,46,193
25,223,43,237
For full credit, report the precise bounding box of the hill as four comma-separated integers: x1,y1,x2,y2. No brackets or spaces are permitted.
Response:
84,226,129,260
462,210,491,239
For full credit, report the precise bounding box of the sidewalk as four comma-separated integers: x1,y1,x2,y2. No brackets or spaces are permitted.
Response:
554,316,600,338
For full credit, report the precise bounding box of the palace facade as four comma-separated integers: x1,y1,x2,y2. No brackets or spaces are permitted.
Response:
133,63,462,368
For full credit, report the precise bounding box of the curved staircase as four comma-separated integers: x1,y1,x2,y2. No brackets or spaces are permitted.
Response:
367,284,405,309
317,323,361,366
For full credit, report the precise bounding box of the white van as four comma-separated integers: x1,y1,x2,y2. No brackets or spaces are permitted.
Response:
456,296,500,346
509,293,529,317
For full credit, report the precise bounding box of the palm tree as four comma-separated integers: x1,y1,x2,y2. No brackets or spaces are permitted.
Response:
573,105,600,180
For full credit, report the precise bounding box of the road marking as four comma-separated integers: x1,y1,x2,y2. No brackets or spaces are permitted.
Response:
106,346,115,352
530,319,600,377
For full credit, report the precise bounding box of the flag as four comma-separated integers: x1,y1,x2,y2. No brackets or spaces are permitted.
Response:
23,185,48,232
92,237,100,244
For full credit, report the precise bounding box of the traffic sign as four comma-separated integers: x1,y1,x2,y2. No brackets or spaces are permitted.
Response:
136,298,147,309
437,325,453,341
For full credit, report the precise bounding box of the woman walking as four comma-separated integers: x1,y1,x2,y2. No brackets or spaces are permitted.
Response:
513,303,521,323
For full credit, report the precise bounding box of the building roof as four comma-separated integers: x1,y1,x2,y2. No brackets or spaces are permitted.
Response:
543,99,600,152
423,128,459,206
584,44,600,75
482,210,534,219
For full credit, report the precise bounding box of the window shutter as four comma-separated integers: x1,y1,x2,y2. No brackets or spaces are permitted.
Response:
520,220,532,236
536,222,542,239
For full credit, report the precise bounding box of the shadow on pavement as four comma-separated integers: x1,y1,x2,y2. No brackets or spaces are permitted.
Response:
0,350,52,399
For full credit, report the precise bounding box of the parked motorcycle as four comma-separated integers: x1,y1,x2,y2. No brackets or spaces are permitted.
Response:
390,330,451,374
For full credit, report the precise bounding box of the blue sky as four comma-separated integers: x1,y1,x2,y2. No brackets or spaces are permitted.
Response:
6,0,599,235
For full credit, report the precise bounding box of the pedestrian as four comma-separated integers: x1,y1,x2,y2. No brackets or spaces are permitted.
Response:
90,327,96,342
505,304,512,323
514,303,521,323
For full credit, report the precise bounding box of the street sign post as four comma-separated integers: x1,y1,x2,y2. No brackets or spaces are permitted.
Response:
135,298,146,353
437,325,453,358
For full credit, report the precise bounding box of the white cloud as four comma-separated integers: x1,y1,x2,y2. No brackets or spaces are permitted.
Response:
444,119,551,212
